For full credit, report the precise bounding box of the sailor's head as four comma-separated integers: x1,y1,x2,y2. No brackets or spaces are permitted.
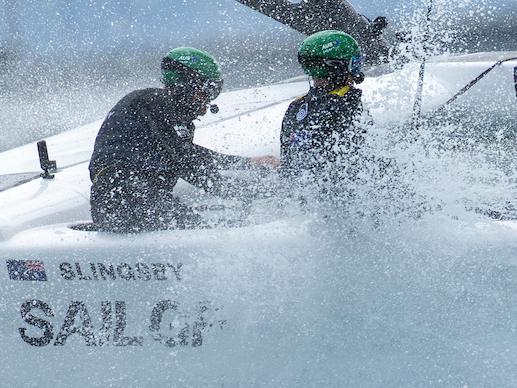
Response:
161,47,223,115
298,30,364,88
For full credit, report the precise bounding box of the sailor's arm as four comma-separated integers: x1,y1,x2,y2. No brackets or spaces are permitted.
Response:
176,142,275,199
197,144,279,170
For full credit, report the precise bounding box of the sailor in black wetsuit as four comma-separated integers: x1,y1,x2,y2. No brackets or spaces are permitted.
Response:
89,47,277,232
280,30,367,187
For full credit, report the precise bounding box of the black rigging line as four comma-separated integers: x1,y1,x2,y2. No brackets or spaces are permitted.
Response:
411,0,434,134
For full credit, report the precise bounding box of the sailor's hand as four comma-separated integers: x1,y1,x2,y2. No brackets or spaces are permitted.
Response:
250,156,280,169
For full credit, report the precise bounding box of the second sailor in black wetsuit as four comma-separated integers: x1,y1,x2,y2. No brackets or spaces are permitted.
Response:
280,30,368,187
89,47,278,232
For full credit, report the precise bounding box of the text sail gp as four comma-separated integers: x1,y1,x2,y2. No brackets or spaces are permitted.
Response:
19,299,225,348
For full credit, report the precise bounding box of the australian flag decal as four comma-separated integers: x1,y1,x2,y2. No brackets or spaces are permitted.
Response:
6,260,47,281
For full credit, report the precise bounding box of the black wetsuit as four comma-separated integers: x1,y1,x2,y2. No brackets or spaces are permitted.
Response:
280,85,365,186
89,86,251,232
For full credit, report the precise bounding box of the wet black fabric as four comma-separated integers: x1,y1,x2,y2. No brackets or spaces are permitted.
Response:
90,169,204,232
280,86,365,183
89,86,251,232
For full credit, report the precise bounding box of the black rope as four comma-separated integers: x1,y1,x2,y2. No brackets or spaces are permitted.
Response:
433,56,517,116
411,0,434,133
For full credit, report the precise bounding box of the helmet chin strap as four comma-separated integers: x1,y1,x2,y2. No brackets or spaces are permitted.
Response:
328,72,364,89
352,72,365,84
183,83,220,115
166,83,220,116
313,74,354,91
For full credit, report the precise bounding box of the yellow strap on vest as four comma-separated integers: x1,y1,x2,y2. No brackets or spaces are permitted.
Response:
329,85,351,97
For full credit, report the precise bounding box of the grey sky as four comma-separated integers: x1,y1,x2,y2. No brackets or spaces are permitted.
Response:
1,0,515,59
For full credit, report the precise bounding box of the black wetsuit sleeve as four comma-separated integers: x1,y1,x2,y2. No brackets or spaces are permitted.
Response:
205,148,253,170
338,97,367,149
175,141,256,199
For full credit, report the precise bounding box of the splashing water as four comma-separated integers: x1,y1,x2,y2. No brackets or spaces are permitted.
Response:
233,119,517,385
1,2,516,386
221,3,517,383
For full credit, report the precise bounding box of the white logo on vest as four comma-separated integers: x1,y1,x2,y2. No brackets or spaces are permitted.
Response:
296,103,309,121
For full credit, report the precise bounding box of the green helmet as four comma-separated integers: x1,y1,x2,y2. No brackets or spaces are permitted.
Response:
298,30,364,81
161,47,223,100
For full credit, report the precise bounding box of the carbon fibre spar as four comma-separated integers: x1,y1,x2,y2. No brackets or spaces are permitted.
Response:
235,0,390,65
